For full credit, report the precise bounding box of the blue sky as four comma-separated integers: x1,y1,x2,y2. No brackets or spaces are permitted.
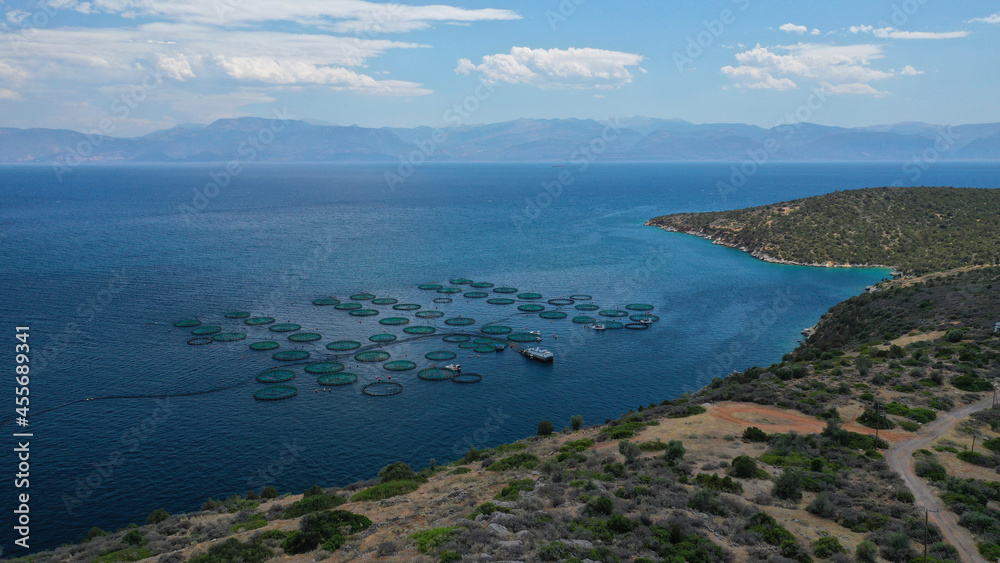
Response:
0,0,998,135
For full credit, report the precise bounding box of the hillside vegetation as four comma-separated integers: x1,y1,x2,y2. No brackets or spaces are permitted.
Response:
646,187,1000,275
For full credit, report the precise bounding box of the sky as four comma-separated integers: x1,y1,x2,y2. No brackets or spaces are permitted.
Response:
0,0,998,136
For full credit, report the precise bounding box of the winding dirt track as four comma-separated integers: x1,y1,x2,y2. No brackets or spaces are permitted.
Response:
885,396,994,563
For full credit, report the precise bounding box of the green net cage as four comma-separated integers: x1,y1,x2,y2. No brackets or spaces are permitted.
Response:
625,323,650,330
573,316,597,324
493,287,518,294
450,278,473,285
363,381,403,396
481,325,513,335
351,293,376,301
416,311,444,318
539,311,567,320
371,297,398,305
473,337,496,344
393,304,421,311
600,310,629,318
518,304,545,313
350,309,379,317
335,303,362,311
517,292,542,300
403,326,436,335
355,350,391,362
418,283,442,290
470,282,494,288
418,368,453,381
547,298,574,306
458,341,478,349
630,314,659,322
327,340,362,351
509,332,541,343
443,335,470,343
245,316,276,326
254,385,298,400
269,323,301,332
256,369,294,383
187,337,213,345
318,373,358,386
603,321,625,329
487,298,516,305
575,304,600,311
473,345,495,353
273,350,310,361
213,332,247,342
305,361,345,374
174,319,201,328
445,317,475,326
225,311,251,319
312,298,341,306
369,333,397,343
250,341,280,351
289,332,321,342
379,317,410,326
384,360,417,372
464,291,489,299
570,294,593,301
425,350,457,361
451,373,482,384
191,325,222,335
437,287,462,294
433,297,453,304
626,303,655,311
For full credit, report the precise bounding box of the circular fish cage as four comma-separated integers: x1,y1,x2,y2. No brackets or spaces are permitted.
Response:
379,317,410,326
547,298,575,306
481,325,513,335
418,283,442,290
426,350,457,361
393,303,421,311
363,381,403,396
256,369,295,383
487,298,516,305
452,373,482,384
603,321,625,329
318,373,358,386
369,333,397,343
625,323,650,330
630,313,659,322
174,319,201,328
493,287,518,294
626,303,655,311
458,342,478,349
470,282,494,288
539,311,567,320
355,350,391,363
450,278,473,285
350,309,379,317
433,298,453,304
443,335,470,343
573,316,597,324
570,294,593,301
245,316,276,326
273,350,310,361
473,345,495,354
351,293,376,301
575,304,600,311
254,385,298,400
418,368,454,381
599,310,629,318
371,297,398,305
517,292,542,300
335,303,362,311
464,291,489,299
437,287,462,294
225,311,251,319
289,332,321,342
191,325,222,336
187,337,213,345
304,361,345,374
269,323,301,332
473,337,496,344
445,317,476,326
213,332,247,342
404,325,436,335
327,340,361,351
312,298,340,306
250,341,280,351
384,360,417,372
416,310,445,318
518,304,545,313
509,332,541,343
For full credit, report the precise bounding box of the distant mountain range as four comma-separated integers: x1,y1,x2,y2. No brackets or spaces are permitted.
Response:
2,117,998,163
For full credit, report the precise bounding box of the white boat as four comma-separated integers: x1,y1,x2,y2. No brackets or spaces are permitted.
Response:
444,364,462,373
640,318,653,324
590,323,606,331
528,330,541,336
522,347,554,362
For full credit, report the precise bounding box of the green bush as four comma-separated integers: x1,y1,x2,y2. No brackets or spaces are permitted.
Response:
495,479,535,501
979,543,1000,560
570,414,584,430
957,450,994,467
898,420,920,432
93,547,152,562
261,486,277,499
439,549,462,562
743,427,770,442
772,469,804,501
85,527,108,542
467,501,510,520
487,452,540,471
584,496,614,516
145,509,169,525
638,439,668,451
813,536,845,558
537,419,554,436
121,530,144,547
664,440,686,465
189,538,273,563
856,540,879,563
230,513,267,533
952,374,994,392
378,461,416,483
281,510,372,554
729,455,760,479
350,480,422,502
410,527,457,554
946,329,965,342
618,439,641,463
983,437,1000,453
694,473,743,494
281,493,346,518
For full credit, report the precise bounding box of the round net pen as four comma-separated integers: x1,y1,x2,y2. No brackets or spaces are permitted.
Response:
426,350,457,361
289,332,321,342
191,325,222,336
273,350,310,361
213,332,247,342
250,341,280,351
517,292,542,300
393,304,421,311
312,298,340,306
187,337,213,345
452,373,482,384
443,335,470,343
318,373,358,386
481,325,512,335
369,333,397,343
383,360,417,372
470,282,494,288
418,283,442,290
626,303,655,311
327,340,361,351
518,304,545,313
539,311,567,320
404,326,436,335
487,298,515,305
335,303,362,311
225,311,251,319
445,317,476,326
416,311,444,318
493,287,518,294
174,319,201,328
349,309,379,317
351,293,376,301
379,317,410,326
547,298,574,306
254,385,298,400
573,316,596,324
245,316,276,326
257,369,295,383
269,323,301,332
355,350,391,363
363,381,403,396
371,297,398,305
304,362,345,374
418,368,453,381
570,294,593,301
575,304,600,311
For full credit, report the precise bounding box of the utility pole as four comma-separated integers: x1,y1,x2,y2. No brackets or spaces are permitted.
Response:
874,400,882,445
972,434,977,454
923,509,929,562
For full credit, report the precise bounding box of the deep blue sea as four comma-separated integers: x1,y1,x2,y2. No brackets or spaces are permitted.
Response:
1,161,997,552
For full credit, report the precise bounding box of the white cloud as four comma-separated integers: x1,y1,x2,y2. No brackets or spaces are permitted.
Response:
456,47,645,89
818,81,886,96
0,88,21,101
898,65,923,76
779,23,808,34
811,29,820,35
967,13,1000,24
214,56,431,95
850,25,969,39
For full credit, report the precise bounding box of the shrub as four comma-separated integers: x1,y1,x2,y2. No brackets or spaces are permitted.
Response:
281,493,346,518
281,510,372,554
410,527,457,554
856,540,879,563
584,496,614,517
688,488,722,515
439,549,462,562
537,420,554,436
858,408,895,429
467,501,510,520
121,530,145,547
189,538,273,563
664,440,686,465
773,469,804,501
619,439,641,463
952,374,993,392
350,480,421,502
806,493,836,519
813,537,845,558
261,486,277,499
85,527,108,542
957,451,993,467
730,455,759,479
979,543,1000,560
983,437,1000,454
495,479,535,501
743,427,770,442
487,452,540,471
571,414,584,430
230,513,267,533
378,461,416,483
880,531,913,563
145,509,169,525
694,473,743,494
638,439,668,451
898,420,920,432
946,329,965,342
